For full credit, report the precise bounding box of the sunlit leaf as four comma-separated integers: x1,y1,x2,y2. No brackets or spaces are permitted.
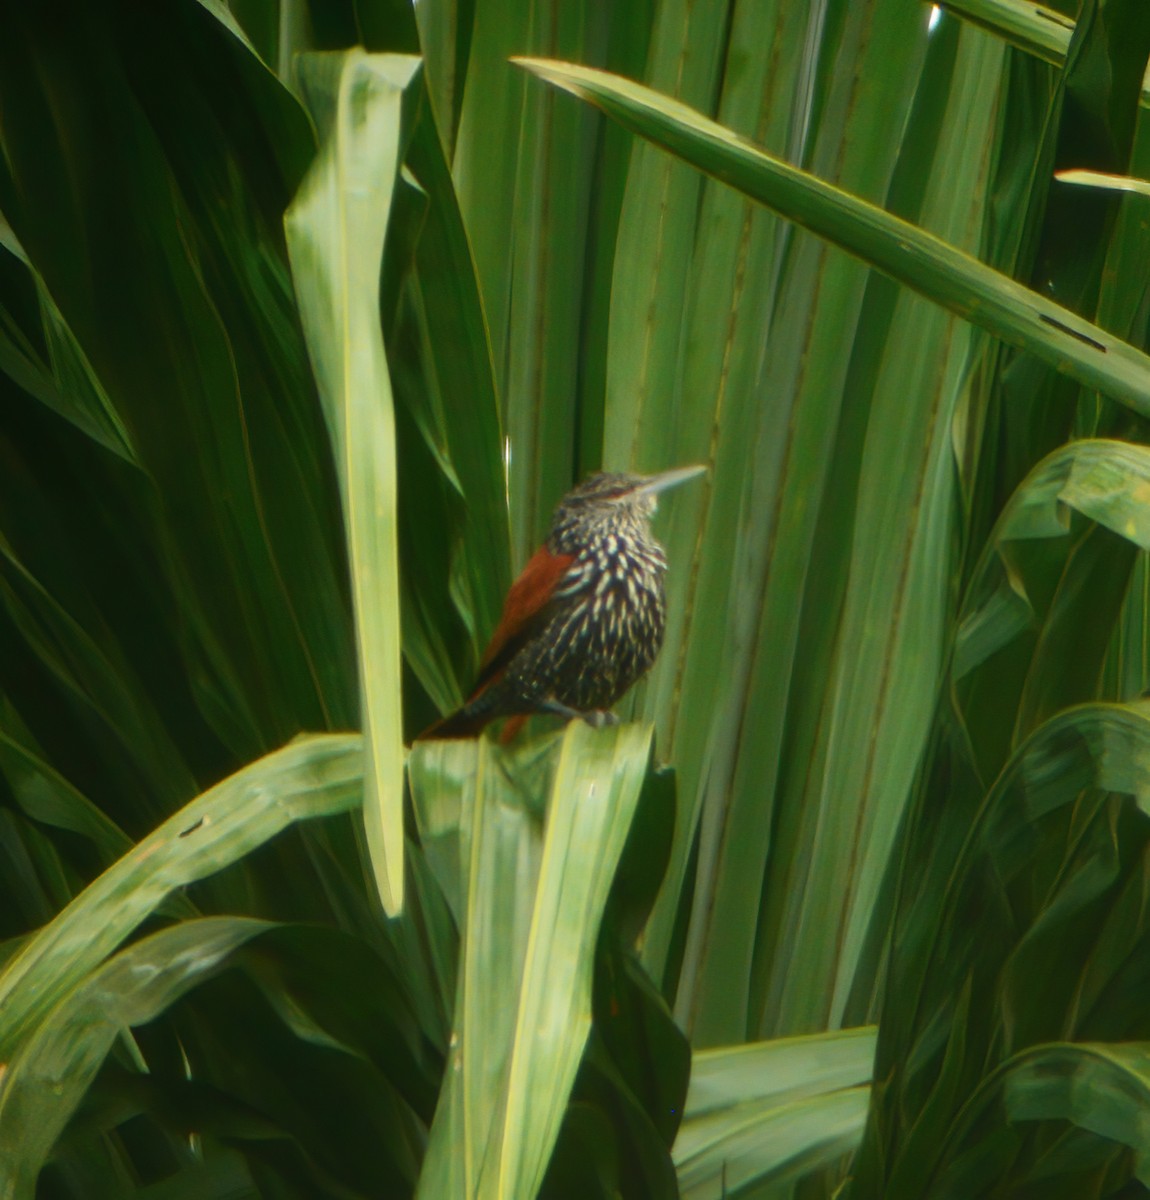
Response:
285,50,419,915
515,58,1150,418
411,722,653,1199
0,734,362,1062
0,917,270,1198
939,0,1076,67
1056,168,1150,197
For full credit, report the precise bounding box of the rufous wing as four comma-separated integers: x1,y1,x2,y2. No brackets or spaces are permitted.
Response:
414,547,575,742
471,545,575,693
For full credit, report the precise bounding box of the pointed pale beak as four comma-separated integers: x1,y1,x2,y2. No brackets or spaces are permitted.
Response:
630,464,707,498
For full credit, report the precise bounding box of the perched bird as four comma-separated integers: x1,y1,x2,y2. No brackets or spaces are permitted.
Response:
419,465,705,741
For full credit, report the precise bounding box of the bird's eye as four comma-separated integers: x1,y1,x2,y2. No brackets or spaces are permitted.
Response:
601,486,637,504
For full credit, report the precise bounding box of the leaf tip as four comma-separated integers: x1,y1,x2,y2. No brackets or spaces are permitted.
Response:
508,56,589,101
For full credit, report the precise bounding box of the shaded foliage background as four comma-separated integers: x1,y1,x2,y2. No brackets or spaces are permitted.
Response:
2,0,1150,1196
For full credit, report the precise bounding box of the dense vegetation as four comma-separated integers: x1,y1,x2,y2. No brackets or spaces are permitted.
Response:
2,0,1150,1196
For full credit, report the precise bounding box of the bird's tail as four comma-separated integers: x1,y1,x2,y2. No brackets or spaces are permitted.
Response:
415,705,493,740
415,703,532,743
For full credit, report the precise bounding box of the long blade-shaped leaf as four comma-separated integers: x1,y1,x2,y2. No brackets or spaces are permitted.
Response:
0,733,362,1061
1057,167,1150,198
0,218,135,463
515,59,1150,418
939,0,1076,68
1003,1044,1150,1184
0,917,271,1200
955,438,1150,687
285,51,419,915
943,0,1150,109
674,1028,876,1198
410,722,653,1200
683,1026,876,1118
855,697,1150,1196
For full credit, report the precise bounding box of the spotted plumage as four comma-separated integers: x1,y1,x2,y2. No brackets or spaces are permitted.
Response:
419,466,704,740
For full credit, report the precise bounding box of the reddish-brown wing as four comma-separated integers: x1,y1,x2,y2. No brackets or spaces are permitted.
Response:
415,548,576,742
470,545,575,696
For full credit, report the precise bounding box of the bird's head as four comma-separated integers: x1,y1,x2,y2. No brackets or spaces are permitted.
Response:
549,465,706,546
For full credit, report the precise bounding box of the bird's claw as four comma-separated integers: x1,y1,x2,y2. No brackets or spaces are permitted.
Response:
536,698,619,729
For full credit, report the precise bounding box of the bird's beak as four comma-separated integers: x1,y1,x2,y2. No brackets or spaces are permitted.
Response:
630,464,707,498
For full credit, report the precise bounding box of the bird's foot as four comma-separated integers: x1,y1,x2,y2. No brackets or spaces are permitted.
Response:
535,699,619,729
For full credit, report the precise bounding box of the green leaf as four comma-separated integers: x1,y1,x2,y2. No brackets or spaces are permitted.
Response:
943,0,1150,112
955,438,1150,685
1056,168,1150,197
455,1,630,560
0,729,132,866
684,1026,876,1117
0,218,135,463
410,722,654,1200
855,699,1150,1196
674,1028,876,1198
0,917,271,1200
390,96,511,712
939,0,1078,70
285,50,420,915
515,58,1150,420
0,733,362,1062
1002,1044,1150,1184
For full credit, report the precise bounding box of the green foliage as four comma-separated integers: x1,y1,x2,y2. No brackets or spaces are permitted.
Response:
410,724,681,1198
674,1029,876,1197
285,49,417,914
3,0,1150,1196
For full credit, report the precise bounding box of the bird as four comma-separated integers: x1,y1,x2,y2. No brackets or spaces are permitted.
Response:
418,465,705,741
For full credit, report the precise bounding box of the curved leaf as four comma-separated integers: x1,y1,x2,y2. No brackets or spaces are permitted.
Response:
285,50,420,915
927,1042,1150,1197
0,219,135,462
0,733,362,1061
939,0,1077,71
410,722,654,1200
674,1028,876,1198
857,701,1150,1197
1004,1043,1150,1180
0,916,270,1200
955,438,1150,683
515,58,1150,418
